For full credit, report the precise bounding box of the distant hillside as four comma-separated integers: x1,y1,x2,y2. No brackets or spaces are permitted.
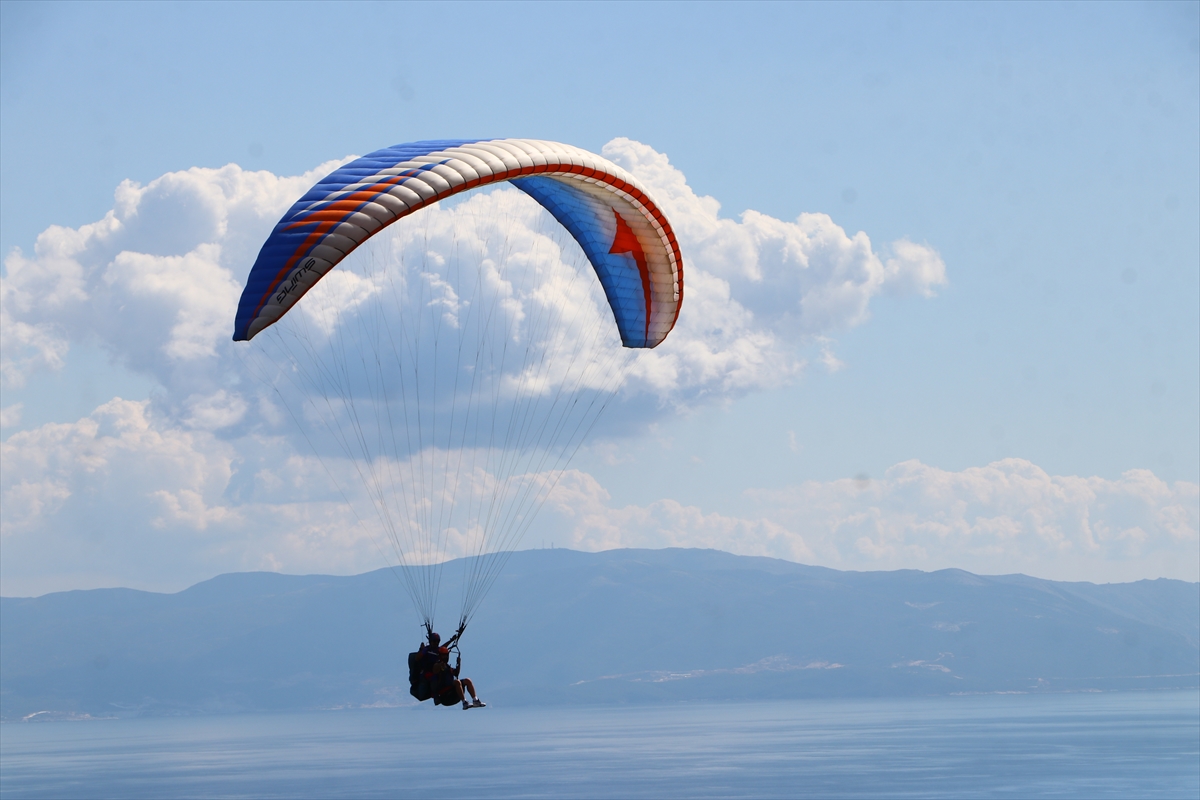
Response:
2,549,1196,719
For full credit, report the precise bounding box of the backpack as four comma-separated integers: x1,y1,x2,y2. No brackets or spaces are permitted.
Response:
408,651,432,701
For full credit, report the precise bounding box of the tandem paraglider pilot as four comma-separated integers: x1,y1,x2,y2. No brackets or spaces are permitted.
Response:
233,139,685,711
409,632,486,710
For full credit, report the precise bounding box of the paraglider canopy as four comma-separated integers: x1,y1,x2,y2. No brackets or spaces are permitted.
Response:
234,138,683,348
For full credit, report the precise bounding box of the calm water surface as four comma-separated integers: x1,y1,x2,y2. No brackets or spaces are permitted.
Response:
2,692,1197,799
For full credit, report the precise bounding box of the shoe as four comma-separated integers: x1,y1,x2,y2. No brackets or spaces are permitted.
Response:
471,699,486,708
462,700,471,710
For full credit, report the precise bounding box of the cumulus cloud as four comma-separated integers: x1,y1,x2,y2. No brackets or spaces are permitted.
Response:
0,398,232,592
4,137,1191,599
183,389,248,431
0,403,22,428
3,393,1195,594
0,139,963,595
0,159,348,394
0,310,69,389
541,459,1198,584
1,140,942,423
5,140,1191,596
0,398,377,595
0,398,237,525
602,138,947,335
545,470,814,563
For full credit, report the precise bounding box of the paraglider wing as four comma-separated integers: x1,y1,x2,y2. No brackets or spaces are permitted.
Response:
232,138,683,347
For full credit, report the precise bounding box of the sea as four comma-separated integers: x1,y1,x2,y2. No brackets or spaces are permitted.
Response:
1,691,1197,799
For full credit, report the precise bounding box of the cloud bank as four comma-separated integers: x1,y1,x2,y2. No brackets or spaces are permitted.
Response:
2,395,1194,595
547,460,1198,584
1,139,945,411
6,138,1188,595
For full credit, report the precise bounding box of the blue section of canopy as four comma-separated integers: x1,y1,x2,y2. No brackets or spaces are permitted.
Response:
233,140,486,341
510,176,648,348
234,231,309,340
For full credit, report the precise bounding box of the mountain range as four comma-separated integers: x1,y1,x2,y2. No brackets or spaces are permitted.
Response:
2,548,1196,719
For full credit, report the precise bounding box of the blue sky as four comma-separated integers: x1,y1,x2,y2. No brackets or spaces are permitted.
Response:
1,1,1197,595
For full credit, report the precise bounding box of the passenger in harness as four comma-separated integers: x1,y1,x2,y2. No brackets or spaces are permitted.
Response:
408,631,486,710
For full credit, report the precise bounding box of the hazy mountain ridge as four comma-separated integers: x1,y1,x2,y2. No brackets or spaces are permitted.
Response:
2,549,1196,719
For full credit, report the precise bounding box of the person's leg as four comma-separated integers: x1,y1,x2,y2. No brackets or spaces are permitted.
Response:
461,678,478,702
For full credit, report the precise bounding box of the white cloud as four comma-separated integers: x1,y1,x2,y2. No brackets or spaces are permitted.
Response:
0,139,996,597
602,138,947,338
818,458,1200,581
3,139,1191,598
0,398,375,595
815,336,846,373
298,269,381,337
183,389,248,431
2,140,942,427
103,244,241,362
3,392,1194,594
0,159,348,392
0,403,22,428
0,312,68,389
0,398,237,536
543,458,1199,583
883,238,948,298
1,398,237,594
545,470,815,564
